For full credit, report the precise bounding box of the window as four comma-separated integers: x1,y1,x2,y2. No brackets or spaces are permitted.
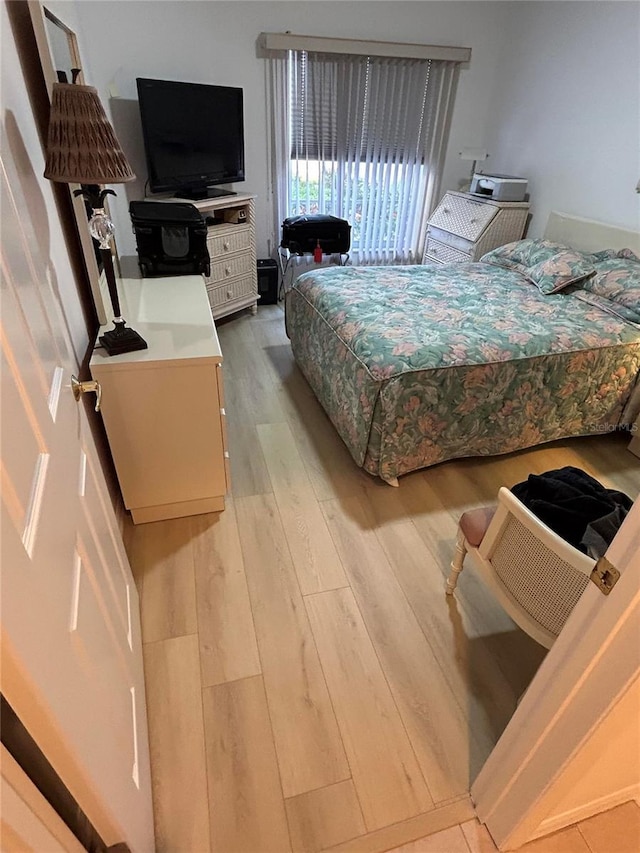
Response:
269,47,460,265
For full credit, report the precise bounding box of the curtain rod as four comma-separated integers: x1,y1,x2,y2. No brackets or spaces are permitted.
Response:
260,32,471,64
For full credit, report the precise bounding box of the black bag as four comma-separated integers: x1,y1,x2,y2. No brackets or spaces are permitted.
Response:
129,201,210,277
281,214,351,255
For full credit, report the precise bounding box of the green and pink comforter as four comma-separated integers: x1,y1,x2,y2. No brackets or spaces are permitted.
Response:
285,263,640,483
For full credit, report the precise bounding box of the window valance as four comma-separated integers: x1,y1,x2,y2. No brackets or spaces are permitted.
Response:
260,32,471,64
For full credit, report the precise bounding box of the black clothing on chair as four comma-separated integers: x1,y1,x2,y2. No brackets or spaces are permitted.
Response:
511,466,632,557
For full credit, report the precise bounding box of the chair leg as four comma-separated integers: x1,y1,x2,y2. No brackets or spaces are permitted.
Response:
446,529,467,595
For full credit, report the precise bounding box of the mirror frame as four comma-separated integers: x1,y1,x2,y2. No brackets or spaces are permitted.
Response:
28,1,109,324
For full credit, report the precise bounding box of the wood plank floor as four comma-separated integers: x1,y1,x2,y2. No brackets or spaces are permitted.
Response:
388,800,640,853
126,304,640,853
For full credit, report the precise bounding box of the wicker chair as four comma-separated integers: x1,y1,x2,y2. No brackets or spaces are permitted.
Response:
446,487,595,649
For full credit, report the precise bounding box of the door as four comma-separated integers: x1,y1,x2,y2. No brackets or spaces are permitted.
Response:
1,745,85,853
0,142,154,851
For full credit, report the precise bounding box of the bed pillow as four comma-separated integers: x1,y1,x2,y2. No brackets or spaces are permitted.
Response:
578,252,640,320
589,248,639,263
481,239,569,270
481,239,595,294
572,290,640,325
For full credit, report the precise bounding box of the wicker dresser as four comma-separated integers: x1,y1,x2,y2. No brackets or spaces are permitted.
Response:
423,191,529,264
188,193,258,319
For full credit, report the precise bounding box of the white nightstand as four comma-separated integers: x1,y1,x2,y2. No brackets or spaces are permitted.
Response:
423,191,530,264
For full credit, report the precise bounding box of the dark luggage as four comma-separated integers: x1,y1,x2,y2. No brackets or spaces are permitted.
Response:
129,201,210,277
281,214,351,255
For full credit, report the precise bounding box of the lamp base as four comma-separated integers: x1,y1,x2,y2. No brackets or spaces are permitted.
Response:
99,321,148,355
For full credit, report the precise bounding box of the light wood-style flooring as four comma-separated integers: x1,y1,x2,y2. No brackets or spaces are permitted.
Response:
125,305,640,853
389,800,640,853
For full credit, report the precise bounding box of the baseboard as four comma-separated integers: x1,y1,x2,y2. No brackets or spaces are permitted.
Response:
130,495,225,524
534,784,640,838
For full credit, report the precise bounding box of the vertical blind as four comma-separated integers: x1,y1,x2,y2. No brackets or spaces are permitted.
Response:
269,49,460,265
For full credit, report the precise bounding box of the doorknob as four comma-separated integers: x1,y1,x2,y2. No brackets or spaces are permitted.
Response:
71,375,102,412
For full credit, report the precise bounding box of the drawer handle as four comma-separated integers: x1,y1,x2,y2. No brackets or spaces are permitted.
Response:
470,218,477,224
227,289,233,298
225,267,231,276
223,241,230,251
442,208,450,214
431,246,438,254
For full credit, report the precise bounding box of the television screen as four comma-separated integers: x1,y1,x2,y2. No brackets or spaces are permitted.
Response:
136,77,245,198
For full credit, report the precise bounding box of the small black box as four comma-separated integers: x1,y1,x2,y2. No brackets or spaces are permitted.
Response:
257,259,279,305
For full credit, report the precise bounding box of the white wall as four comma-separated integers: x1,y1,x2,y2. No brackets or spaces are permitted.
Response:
533,675,640,837
73,1,512,258
485,1,640,237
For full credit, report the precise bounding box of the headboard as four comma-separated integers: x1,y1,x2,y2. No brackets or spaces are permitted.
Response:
544,211,640,255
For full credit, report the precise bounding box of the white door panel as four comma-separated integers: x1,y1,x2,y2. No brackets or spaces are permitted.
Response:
1,129,153,853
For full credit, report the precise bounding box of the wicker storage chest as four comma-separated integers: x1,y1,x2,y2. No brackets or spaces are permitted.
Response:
423,191,529,264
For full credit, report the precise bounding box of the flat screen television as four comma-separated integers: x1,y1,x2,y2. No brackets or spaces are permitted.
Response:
136,77,245,199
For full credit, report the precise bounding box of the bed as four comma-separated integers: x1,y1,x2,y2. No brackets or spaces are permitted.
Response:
284,213,640,485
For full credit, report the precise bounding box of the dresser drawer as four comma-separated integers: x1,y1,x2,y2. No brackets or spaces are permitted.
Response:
424,236,472,264
207,275,256,308
207,225,252,258
206,253,254,285
429,194,498,241
427,226,474,253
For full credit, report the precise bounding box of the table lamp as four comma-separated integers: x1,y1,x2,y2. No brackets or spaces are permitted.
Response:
44,74,147,355
459,147,489,187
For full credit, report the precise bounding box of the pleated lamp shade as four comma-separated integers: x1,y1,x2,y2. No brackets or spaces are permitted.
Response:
44,82,135,185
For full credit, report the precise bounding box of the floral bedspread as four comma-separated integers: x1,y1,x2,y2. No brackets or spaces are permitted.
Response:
285,264,640,482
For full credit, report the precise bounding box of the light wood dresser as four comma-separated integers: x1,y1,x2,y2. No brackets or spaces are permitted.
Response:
423,191,530,264
90,275,229,524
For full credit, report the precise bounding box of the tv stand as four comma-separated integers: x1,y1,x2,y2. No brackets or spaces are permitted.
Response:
185,193,259,320
177,187,237,200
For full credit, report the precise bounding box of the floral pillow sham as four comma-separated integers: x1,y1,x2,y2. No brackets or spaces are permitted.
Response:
481,239,595,294
572,289,640,326
577,250,640,321
590,248,639,262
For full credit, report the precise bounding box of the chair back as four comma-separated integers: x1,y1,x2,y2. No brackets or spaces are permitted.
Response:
479,488,595,641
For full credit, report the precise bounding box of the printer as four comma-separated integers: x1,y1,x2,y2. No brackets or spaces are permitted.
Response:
469,172,528,202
